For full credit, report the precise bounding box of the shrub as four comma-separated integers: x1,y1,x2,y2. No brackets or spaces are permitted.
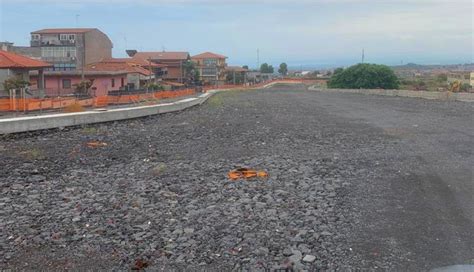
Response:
328,63,399,89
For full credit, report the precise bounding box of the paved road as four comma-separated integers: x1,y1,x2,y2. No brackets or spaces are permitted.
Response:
1,85,472,270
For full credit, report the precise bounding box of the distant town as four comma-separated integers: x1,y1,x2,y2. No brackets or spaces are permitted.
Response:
1,27,472,101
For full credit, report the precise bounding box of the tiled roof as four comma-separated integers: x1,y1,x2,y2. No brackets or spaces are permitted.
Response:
133,52,190,61
86,61,153,76
161,81,185,87
31,28,96,34
192,52,227,59
0,50,52,69
103,57,167,68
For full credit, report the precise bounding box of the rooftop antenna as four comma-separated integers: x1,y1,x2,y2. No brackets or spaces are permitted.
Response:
75,14,80,28
361,48,365,63
162,46,166,52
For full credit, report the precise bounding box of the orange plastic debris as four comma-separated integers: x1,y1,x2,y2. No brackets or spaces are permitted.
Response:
228,168,269,180
86,141,108,148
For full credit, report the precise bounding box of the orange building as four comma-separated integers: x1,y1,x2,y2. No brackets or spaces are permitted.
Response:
191,52,227,86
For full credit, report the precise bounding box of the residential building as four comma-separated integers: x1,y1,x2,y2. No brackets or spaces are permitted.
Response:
128,51,190,83
225,66,248,84
0,50,51,96
470,72,474,87
101,57,168,80
30,28,113,71
246,71,277,84
29,59,154,97
86,59,154,90
30,71,129,97
191,52,227,85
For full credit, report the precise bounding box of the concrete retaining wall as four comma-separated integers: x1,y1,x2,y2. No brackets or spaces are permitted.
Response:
308,86,474,103
0,93,212,135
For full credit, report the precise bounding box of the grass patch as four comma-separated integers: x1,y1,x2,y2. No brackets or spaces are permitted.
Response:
19,147,44,160
82,126,99,135
207,95,224,108
207,90,244,108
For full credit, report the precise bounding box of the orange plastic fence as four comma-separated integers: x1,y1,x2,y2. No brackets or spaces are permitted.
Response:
0,89,197,112
0,80,305,112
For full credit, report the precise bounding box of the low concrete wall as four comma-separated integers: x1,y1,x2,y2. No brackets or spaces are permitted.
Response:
308,86,474,103
0,93,212,135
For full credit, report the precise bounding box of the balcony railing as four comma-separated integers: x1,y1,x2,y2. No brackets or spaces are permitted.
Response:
30,40,76,47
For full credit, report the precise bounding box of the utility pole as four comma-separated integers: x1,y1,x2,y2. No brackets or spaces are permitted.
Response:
257,48,260,71
362,48,365,63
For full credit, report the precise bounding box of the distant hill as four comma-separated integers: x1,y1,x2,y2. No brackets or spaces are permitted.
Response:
391,63,474,71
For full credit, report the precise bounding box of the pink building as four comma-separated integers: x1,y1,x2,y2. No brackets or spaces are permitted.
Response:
30,60,153,97
31,71,129,97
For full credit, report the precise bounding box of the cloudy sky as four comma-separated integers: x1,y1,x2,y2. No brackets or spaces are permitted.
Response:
0,0,472,68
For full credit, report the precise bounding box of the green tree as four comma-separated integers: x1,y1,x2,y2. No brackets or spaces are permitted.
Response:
278,63,288,76
460,83,471,92
242,65,249,70
73,80,94,96
328,63,399,89
333,68,344,75
3,76,30,91
260,63,274,73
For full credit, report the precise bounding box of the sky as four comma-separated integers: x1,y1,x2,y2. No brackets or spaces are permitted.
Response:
0,0,472,69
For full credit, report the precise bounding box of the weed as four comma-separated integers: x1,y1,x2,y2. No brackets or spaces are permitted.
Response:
64,103,85,113
82,126,99,135
20,147,44,160
150,163,167,176
207,95,224,107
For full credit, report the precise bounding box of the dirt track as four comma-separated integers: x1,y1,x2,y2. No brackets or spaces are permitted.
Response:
1,84,473,270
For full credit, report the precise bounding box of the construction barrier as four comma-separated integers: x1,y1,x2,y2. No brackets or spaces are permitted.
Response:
0,80,308,113
0,88,196,112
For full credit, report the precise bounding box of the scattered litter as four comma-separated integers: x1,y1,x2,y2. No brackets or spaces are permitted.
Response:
228,168,269,180
131,258,149,270
86,141,108,148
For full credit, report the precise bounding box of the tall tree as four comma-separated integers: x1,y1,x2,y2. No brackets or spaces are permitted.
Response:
242,65,249,70
278,63,288,76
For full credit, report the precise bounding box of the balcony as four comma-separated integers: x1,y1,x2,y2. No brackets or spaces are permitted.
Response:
31,39,76,47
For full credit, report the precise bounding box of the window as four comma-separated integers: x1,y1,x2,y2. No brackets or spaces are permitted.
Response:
111,79,115,88
203,59,217,66
62,79,72,89
202,68,217,76
53,63,76,71
41,47,77,59
59,34,68,40
31,34,40,40
121,77,125,87
68,34,75,41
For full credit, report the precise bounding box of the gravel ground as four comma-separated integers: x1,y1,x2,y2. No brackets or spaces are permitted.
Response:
0,84,473,271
